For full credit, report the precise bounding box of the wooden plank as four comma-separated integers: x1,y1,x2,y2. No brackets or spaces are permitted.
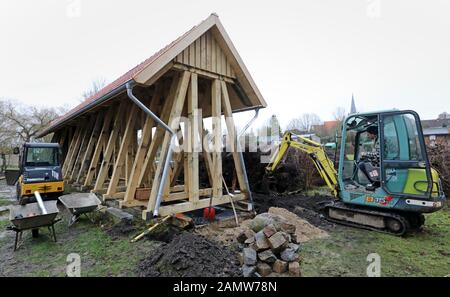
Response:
75,112,104,184
200,34,206,69
147,71,191,213
125,130,137,185
83,106,114,188
187,73,199,203
216,41,222,74
200,124,214,186
122,84,164,203
64,122,86,178
183,48,189,64
206,32,212,71
93,101,127,191
106,104,139,196
211,35,216,73
62,126,80,174
220,80,248,192
211,79,223,198
155,194,246,217
163,188,212,202
188,43,195,66
195,38,201,68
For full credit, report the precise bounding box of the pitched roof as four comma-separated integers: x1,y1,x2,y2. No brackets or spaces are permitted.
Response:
41,14,266,136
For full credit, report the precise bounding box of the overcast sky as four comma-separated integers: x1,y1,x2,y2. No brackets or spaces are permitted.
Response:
1,0,449,129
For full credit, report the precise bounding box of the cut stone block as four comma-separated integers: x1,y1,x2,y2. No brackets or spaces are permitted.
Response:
258,250,277,264
243,265,256,277
272,259,288,273
255,230,270,251
268,231,288,253
288,261,301,277
243,248,257,266
106,207,133,223
263,224,277,238
256,262,272,277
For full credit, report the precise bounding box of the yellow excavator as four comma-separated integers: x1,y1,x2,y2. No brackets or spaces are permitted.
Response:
266,110,446,235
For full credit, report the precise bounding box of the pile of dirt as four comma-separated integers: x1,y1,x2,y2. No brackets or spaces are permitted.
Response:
267,207,328,242
105,220,138,239
252,193,335,230
138,232,242,277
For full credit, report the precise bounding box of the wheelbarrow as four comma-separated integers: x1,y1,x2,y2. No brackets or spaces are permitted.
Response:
8,199,60,251
58,193,102,227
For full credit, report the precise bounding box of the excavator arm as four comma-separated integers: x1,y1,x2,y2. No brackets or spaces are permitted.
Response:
266,132,339,197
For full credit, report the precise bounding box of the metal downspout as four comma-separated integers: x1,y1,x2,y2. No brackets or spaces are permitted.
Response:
237,109,260,214
126,82,177,218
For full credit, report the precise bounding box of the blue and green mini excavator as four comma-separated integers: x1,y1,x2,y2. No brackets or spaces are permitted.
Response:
267,110,446,235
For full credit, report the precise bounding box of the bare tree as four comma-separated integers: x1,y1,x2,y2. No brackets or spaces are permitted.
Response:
286,113,321,133
81,78,107,100
0,99,62,143
332,107,347,122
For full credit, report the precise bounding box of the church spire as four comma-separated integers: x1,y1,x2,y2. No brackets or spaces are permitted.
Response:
350,94,357,114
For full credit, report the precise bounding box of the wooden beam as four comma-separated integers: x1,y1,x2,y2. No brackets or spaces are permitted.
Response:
64,123,86,178
75,113,104,184
83,106,114,188
136,78,180,189
69,116,96,182
93,102,127,191
62,126,80,174
163,188,212,202
211,79,223,198
172,63,235,83
187,73,199,203
106,104,139,196
220,80,249,192
200,124,214,186
152,194,246,218
147,71,191,213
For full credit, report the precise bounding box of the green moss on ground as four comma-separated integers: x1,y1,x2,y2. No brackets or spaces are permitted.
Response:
300,207,450,277
0,199,11,207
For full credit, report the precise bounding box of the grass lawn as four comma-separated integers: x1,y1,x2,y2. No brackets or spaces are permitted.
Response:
0,215,159,277
300,206,450,277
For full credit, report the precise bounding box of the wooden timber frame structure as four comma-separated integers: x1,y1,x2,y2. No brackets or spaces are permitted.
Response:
40,14,266,220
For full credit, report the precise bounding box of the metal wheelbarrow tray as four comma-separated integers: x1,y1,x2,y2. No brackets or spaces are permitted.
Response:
58,193,102,226
9,200,60,251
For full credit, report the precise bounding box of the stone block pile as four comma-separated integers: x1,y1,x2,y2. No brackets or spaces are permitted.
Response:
237,213,301,277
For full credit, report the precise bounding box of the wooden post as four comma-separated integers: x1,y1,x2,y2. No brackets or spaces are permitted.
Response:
93,102,126,192
187,73,199,203
220,80,249,192
83,106,114,188
64,122,86,179
105,104,139,198
75,112,104,184
211,79,223,198
69,116,96,182
147,71,191,214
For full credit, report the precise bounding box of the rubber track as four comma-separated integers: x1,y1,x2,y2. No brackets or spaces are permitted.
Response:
320,201,411,236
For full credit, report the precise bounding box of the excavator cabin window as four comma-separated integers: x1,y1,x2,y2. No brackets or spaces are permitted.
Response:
342,115,381,191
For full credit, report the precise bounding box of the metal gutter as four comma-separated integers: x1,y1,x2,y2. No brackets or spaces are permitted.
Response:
125,81,177,218
237,108,260,214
